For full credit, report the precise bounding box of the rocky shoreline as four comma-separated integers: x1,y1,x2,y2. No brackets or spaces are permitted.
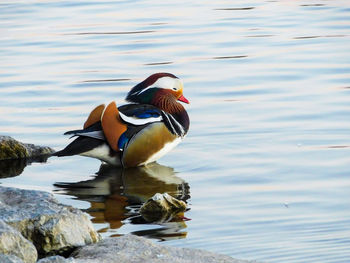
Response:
0,136,257,263
0,186,100,262
0,136,54,161
0,186,256,263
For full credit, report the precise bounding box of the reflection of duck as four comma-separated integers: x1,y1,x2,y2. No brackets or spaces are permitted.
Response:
53,73,190,167
54,163,190,240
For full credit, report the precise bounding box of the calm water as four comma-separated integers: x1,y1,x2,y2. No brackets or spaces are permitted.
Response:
1,0,350,262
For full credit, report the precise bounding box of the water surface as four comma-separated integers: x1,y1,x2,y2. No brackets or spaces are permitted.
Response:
1,1,350,262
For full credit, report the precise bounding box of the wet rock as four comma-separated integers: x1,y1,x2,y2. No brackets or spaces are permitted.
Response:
0,186,101,256
71,234,254,263
0,136,54,161
0,219,37,263
0,159,29,179
37,255,75,263
0,254,25,263
0,156,52,179
140,193,187,222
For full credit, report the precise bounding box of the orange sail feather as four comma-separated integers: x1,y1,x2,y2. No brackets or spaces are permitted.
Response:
84,104,105,129
101,102,127,152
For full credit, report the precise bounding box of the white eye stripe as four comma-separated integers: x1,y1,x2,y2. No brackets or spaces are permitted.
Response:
153,77,177,90
136,77,180,95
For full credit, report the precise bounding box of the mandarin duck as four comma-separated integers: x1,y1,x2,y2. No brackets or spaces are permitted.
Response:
53,73,190,167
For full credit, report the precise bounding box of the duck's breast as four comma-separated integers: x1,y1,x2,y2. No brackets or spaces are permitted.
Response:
122,122,181,167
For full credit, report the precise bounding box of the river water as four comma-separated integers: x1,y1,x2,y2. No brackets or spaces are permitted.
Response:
1,1,350,262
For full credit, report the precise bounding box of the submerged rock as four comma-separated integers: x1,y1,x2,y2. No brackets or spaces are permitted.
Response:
0,136,54,161
0,186,101,256
0,220,37,263
71,234,253,263
140,193,187,223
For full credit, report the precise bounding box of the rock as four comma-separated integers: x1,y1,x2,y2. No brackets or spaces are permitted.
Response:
71,234,254,263
140,193,187,223
0,159,29,179
0,156,52,179
0,254,25,263
0,136,54,161
23,142,54,159
0,219,37,263
37,255,75,263
0,186,101,256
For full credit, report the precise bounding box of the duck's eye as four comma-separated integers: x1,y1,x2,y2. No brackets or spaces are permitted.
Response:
172,87,177,91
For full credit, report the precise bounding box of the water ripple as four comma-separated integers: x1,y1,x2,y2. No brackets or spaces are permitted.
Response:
1,0,350,262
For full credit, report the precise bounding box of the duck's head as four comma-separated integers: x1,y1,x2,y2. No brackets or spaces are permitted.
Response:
126,73,189,109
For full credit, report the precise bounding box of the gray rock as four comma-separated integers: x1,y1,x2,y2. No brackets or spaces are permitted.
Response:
0,136,54,161
37,255,75,263
0,219,37,263
72,234,255,263
0,254,25,263
140,193,187,223
0,186,101,255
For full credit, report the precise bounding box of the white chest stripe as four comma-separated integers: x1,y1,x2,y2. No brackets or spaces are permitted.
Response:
119,111,162,126
167,112,185,136
162,112,176,135
162,111,185,137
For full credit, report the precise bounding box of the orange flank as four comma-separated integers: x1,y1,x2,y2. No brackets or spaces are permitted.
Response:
84,104,105,129
101,102,127,152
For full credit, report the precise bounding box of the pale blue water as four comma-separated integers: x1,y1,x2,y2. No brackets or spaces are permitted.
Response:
1,1,350,262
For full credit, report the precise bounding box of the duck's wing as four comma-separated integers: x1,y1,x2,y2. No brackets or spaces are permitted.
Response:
118,104,163,124
117,104,163,151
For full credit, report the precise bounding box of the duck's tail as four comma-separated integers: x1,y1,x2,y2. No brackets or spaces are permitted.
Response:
53,121,106,157
52,136,104,157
